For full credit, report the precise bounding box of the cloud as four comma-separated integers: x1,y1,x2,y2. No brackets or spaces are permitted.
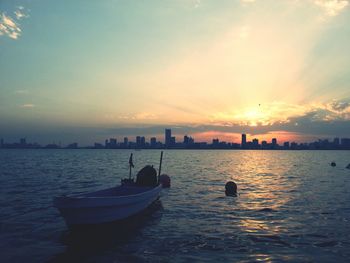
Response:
15,89,29,94
113,112,159,121
111,101,350,136
194,0,201,9
0,6,29,40
20,104,35,108
321,100,350,120
15,10,27,20
328,100,350,112
239,0,348,17
0,13,21,39
313,0,349,16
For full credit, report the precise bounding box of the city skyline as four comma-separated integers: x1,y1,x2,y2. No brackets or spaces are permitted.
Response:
1,1,350,144
1,128,349,150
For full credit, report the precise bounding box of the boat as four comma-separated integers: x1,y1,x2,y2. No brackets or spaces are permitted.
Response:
53,184,162,226
54,152,165,228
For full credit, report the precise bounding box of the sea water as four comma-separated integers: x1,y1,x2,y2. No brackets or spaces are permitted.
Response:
0,149,349,262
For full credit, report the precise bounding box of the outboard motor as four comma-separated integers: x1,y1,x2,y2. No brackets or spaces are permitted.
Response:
136,165,158,187
159,174,171,188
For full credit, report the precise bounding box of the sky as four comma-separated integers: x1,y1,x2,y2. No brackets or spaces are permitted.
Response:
1,0,350,145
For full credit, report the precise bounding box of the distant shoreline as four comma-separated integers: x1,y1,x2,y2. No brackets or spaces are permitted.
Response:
1,148,349,151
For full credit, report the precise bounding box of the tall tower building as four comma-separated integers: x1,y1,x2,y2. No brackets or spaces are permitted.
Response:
165,129,172,147
241,134,247,148
184,135,189,145
136,136,141,147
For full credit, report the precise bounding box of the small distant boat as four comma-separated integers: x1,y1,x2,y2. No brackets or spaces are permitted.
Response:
54,152,165,228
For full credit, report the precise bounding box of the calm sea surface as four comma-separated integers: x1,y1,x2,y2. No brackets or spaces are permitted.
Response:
0,149,350,262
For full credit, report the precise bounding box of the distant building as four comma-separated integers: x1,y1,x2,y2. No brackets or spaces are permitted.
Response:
341,138,350,149
123,137,128,146
67,142,78,149
150,137,157,147
184,135,194,146
272,138,277,145
170,136,176,146
184,135,189,145
94,143,104,149
241,134,247,148
110,138,117,148
333,137,340,147
141,136,145,146
252,138,259,149
20,138,26,146
165,129,172,147
45,143,60,149
261,140,268,149
283,142,290,149
272,138,278,149
291,142,298,150
212,138,219,146
136,136,141,147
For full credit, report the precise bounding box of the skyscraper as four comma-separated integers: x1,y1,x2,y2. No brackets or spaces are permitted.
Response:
184,135,189,145
123,137,128,146
110,138,117,148
136,136,141,147
241,134,247,148
165,129,171,147
140,136,145,146
272,138,277,149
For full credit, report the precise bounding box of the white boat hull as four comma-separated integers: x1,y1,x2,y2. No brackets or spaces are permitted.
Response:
54,185,162,226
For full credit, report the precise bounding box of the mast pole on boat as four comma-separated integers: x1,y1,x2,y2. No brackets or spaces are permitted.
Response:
129,153,134,180
158,151,163,184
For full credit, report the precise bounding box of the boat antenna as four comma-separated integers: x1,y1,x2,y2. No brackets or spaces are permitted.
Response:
129,153,134,179
158,151,163,184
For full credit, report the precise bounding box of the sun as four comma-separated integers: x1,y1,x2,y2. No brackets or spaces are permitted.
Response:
242,109,265,126
233,107,271,126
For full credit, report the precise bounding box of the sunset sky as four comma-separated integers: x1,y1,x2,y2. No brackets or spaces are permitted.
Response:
1,0,350,145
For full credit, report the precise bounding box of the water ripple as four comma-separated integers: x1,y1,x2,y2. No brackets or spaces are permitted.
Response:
1,149,350,262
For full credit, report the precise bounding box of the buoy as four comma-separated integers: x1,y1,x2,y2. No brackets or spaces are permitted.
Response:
225,181,237,197
159,174,171,188
331,162,336,167
346,163,350,169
